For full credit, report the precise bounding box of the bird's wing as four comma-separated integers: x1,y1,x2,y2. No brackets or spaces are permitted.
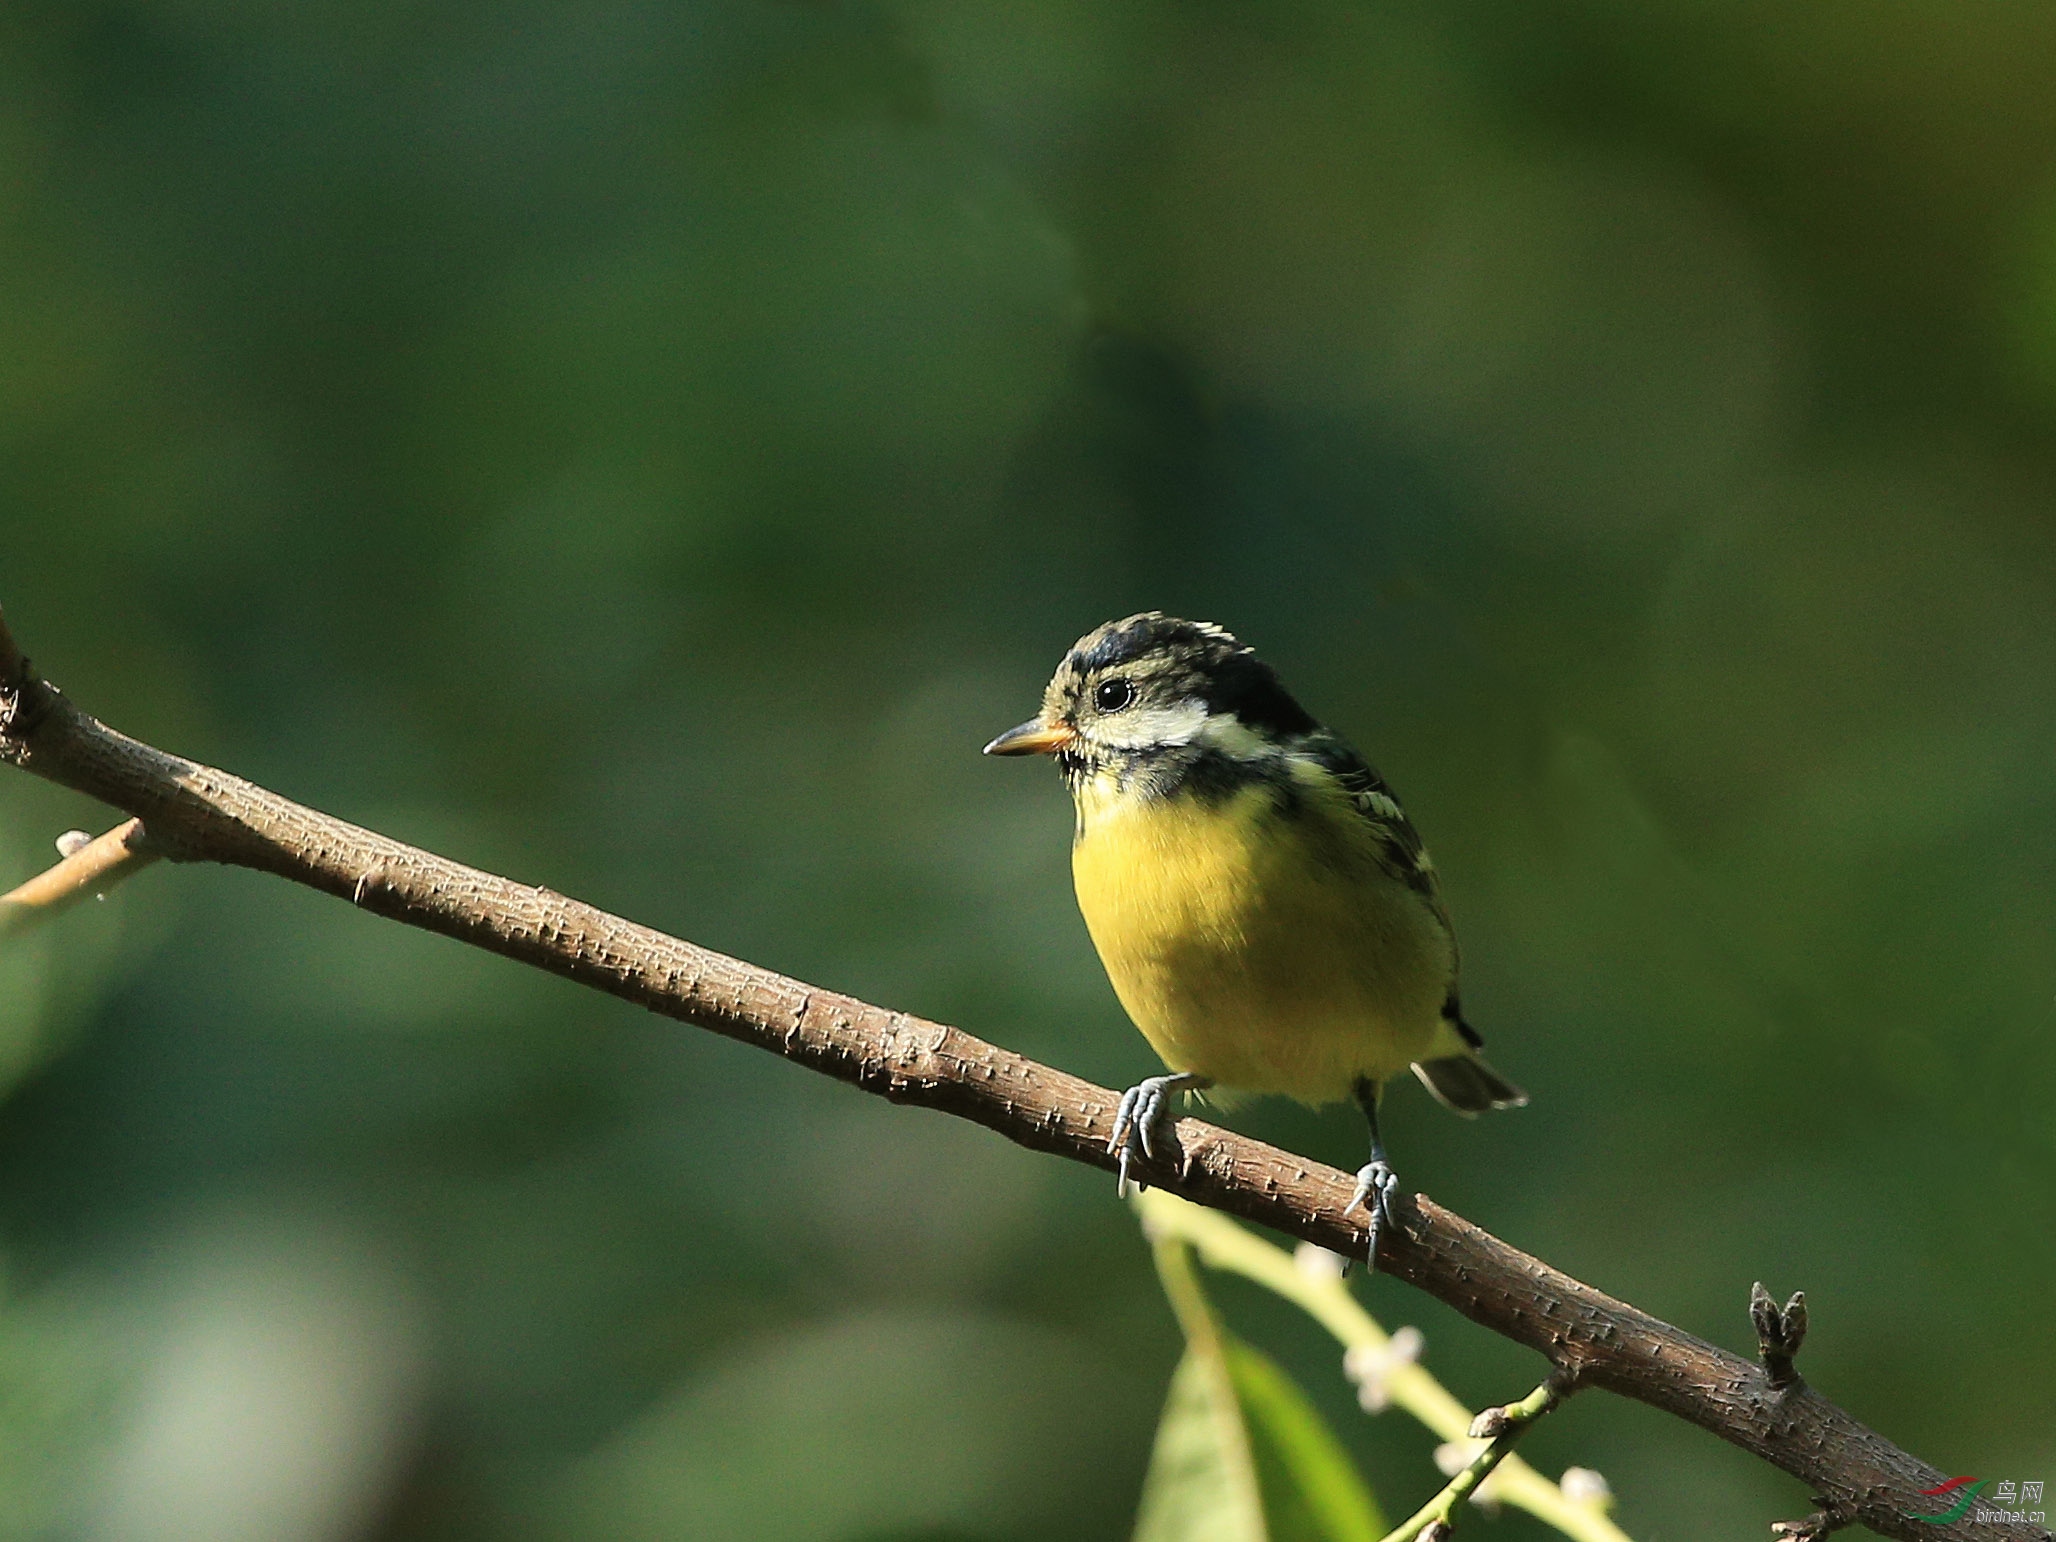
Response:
1294,729,1485,1046
1294,730,1444,907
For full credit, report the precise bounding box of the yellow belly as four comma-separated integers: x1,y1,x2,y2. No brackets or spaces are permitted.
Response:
1071,777,1453,1104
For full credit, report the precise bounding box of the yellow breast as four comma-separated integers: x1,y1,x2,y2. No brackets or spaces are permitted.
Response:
1070,771,1452,1103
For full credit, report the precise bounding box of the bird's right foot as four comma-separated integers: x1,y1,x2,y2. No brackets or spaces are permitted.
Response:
1347,1155,1400,1269
1108,1073,1211,1197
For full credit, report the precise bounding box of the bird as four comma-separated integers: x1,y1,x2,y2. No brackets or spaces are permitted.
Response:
983,612,1525,1265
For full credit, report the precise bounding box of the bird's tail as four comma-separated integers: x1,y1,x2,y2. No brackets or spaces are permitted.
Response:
1411,1053,1528,1116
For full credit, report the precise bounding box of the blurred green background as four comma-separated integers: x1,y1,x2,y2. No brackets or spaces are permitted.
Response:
2,0,2053,1537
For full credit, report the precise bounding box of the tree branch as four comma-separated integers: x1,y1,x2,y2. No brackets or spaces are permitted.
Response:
0,609,2043,1542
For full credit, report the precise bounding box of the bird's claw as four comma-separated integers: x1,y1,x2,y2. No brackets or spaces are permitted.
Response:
1109,1074,1195,1197
1347,1157,1401,1269
1111,1083,1141,1198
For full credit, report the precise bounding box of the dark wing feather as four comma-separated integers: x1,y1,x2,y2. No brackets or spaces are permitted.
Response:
1295,730,1444,910
1297,729,1490,1046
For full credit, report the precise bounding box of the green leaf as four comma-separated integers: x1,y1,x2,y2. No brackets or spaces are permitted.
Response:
1225,1337,1386,1542
1133,1331,1385,1542
1133,1347,1265,1542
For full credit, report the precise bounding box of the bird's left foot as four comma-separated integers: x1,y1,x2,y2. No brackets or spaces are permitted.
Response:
1347,1157,1401,1269
1108,1073,1210,1197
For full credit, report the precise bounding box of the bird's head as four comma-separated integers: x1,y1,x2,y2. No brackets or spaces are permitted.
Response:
982,613,1317,781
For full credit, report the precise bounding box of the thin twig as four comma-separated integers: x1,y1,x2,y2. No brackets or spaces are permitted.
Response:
0,608,2046,1542
1137,1191,1628,1542
1381,1373,1574,1542
0,818,158,937
1771,1505,1852,1542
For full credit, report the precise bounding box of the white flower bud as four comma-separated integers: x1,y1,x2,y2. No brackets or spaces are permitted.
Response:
1434,1440,1484,1476
1342,1325,1423,1412
1293,1242,1348,1281
1561,1467,1613,1507
1471,1474,1504,1516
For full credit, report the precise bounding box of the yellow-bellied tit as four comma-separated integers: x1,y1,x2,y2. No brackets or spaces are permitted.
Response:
984,613,1525,1264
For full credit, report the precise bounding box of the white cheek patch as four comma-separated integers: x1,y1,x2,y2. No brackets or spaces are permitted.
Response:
1194,714,1273,760
1091,699,1210,750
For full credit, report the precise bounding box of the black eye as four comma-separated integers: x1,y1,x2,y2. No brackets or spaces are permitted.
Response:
1094,678,1136,713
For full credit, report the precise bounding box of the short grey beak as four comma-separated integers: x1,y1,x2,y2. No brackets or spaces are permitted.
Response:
982,719,1076,756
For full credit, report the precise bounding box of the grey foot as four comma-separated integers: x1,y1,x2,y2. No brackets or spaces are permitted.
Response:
1108,1073,1209,1197
1347,1157,1400,1268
